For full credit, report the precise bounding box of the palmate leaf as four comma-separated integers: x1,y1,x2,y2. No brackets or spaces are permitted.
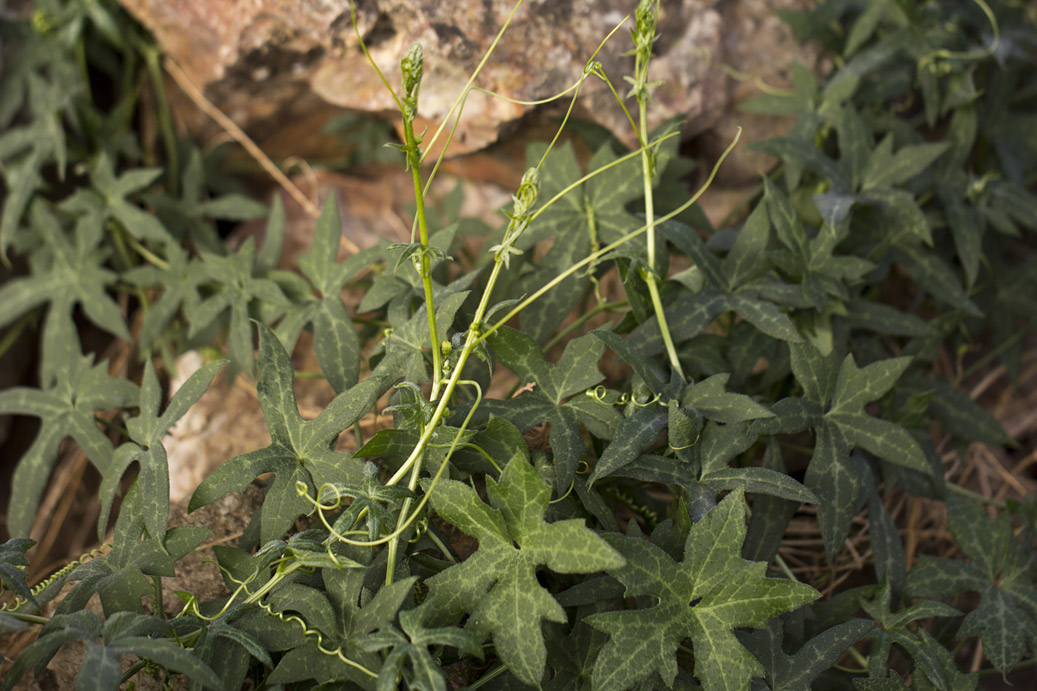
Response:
380,287,471,383
626,219,802,360
0,72,73,256
185,238,290,377
123,243,206,352
423,452,625,686
126,199,286,354
859,136,950,192
57,485,210,617
189,323,389,544
325,462,416,541
905,494,1037,676
789,343,930,559
893,243,982,317
0,200,129,383
740,617,875,690
0,537,37,609
145,147,267,249
486,327,606,490
587,330,774,485
0,333,138,536
0,610,220,691
761,180,873,309
515,140,644,342
358,607,483,691
266,566,414,687
186,613,269,691
860,581,976,690
274,197,378,393
750,136,851,194
97,358,226,541
358,224,459,314
67,152,172,246
542,601,615,691
586,490,818,691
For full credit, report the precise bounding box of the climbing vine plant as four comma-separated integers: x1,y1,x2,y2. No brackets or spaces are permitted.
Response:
2,0,1036,689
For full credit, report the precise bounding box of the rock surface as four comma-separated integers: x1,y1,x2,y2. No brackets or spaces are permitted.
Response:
120,0,819,165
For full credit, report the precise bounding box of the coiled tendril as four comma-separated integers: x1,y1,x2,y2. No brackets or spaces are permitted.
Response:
0,543,111,613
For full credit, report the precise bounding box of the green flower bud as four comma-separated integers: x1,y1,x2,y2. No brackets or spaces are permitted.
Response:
512,167,541,218
634,0,656,50
401,42,424,116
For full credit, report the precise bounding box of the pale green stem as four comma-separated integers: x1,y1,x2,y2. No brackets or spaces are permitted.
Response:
774,553,798,582
528,132,680,225
467,664,508,689
543,300,629,352
144,44,178,196
126,234,169,270
348,1,404,113
379,126,738,585
385,259,509,489
479,128,742,344
639,95,684,380
633,1,684,380
242,560,303,605
420,12,628,196
402,117,443,396
847,645,870,670
383,380,483,583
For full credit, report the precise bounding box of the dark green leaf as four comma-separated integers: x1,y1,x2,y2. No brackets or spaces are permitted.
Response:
190,323,387,543
1,346,138,536
99,359,226,540
861,141,950,190
587,490,818,691
424,453,624,686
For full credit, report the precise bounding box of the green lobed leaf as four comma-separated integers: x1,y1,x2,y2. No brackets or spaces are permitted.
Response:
742,617,876,690
190,323,388,543
424,452,624,686
587,490,818,691
1,349,138,536
805,423,864,561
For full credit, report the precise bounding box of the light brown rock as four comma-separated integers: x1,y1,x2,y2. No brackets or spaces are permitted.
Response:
121,0,736,158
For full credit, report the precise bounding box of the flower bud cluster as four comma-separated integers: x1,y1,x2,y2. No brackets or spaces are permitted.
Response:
489,167,541,269
401,43,424,122
512,167,541,220
632,0,656,58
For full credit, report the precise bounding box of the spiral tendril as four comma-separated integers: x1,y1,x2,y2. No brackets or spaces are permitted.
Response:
0,543,111,613
585,385,664,408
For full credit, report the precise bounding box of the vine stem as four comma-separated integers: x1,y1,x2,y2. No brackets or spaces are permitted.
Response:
402,114,443,396
418,0,527,164
378,129,741,583
386,257,509,491
375,10,737,581
634,0,685,380
946,482,1006,509
543,300,628,352
479,128,742,344
143,44,178,195
639,96,684,380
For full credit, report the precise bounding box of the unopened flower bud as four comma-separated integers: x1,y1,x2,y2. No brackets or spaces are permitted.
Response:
401,43,424,104
634,0,656,45
512,167,541,218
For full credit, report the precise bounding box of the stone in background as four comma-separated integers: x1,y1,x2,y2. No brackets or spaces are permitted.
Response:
121,0,819,174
